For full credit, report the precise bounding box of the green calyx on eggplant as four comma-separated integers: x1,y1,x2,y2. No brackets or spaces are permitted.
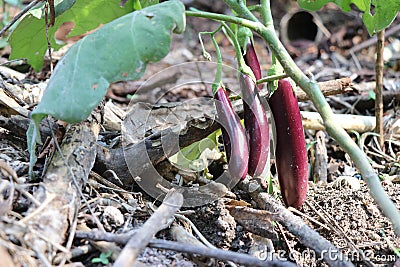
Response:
268,79,308,209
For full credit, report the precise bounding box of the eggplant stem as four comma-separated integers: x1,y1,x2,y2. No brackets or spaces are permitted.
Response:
198,25,224,95
220,22,254,78
257,73,288,84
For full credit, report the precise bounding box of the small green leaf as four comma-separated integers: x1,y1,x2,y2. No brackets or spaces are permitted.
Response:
297,0,400,35
91,251,112,265
101,250,113,259
237,26,252,53
368,90,376,100
267,55,284,93
27,121,39,177
349,129,361,143
306,140,317,151
140,0,159,8
133,0,142,10
91,257,108,264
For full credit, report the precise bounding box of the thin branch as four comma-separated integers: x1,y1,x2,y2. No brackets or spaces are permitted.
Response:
44,1,54,73
148,239,297,267
291,77,353,102
186,10,261,31
113,189,183,267
0,0,44,37
257,73,288,84
48,119,105,232
75,230,297,267
260,0,273,27
375,30,385,148
20,114,101,260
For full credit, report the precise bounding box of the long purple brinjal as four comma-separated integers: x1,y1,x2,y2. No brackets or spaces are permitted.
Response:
268,79,308,209
240,73,269,177
214,87,249,180
244,41,262,90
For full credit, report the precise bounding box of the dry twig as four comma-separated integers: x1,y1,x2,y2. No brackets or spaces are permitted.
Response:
313,130,328,183
75,230,298,267
0,0,44,37
21,111,101,262
149,239,297,267
113,189,183,267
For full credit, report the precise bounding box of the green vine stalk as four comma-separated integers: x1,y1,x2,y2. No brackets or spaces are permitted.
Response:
198,25,224,94
187,2,400,236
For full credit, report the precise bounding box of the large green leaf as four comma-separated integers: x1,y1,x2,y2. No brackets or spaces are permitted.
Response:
362,0,400,35
297,0,400,35
9,0,135,71
31,0,185,124
27,0,185,175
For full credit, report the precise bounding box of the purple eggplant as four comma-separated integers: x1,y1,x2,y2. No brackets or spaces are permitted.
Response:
244,41,262,90
214,87,249,180
240,73,270,177
268,79,308,209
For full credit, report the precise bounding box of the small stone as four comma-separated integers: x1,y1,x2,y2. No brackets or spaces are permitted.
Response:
103,206,124,226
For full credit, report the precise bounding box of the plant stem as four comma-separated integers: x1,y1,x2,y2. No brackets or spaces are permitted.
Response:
198,25,224,95
247,5,261,12
210,28,223,95
375,30,385,149
220,22,253,78
221,22,246,68
220,0,400,236
260,0,273,27
186,10,261,31
257,73,288,84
